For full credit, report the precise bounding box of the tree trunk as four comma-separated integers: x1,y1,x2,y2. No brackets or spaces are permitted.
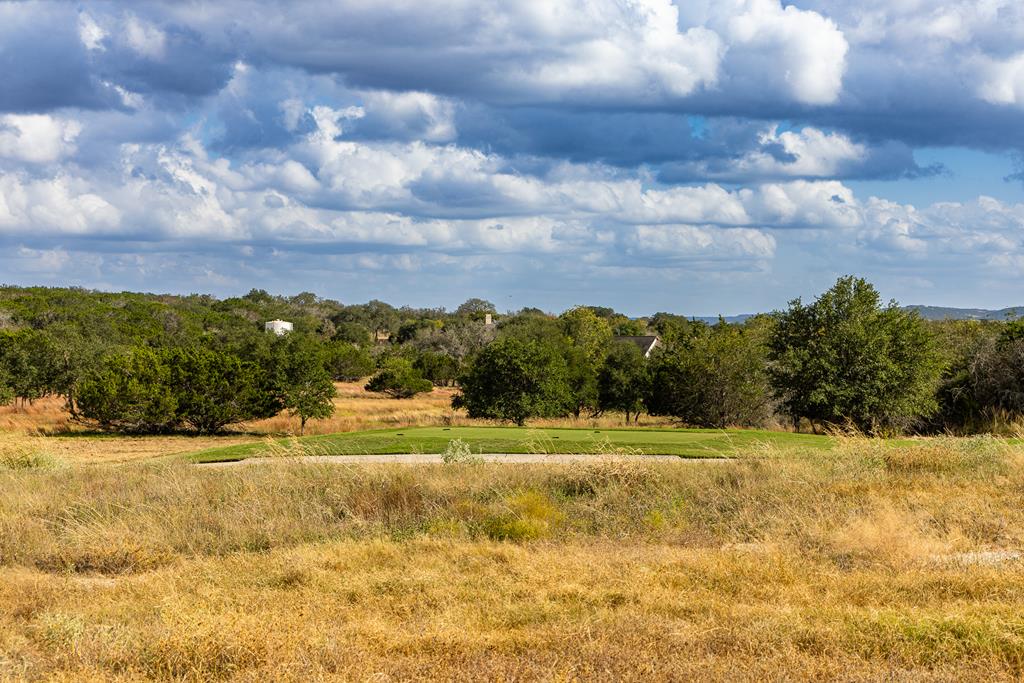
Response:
300,416,307,436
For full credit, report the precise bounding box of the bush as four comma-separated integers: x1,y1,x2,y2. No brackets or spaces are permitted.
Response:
365,358,433,398
324,341,374,381
77,346,281,434
76,348,180,433
0,438,63,471
479,491,564,542
441,439,483,464
454,337,572,425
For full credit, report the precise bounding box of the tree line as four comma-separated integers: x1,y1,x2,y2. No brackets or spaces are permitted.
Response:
0,278,1021,435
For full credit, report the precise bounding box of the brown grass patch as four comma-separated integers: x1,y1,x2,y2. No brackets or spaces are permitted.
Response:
2,540,1024,681
2,438,1024,679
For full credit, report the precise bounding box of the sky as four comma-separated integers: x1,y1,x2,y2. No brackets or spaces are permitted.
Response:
2,1,1024,315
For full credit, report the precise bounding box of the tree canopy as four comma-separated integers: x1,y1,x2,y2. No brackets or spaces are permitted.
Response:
768,276,943,433
453,337,572,425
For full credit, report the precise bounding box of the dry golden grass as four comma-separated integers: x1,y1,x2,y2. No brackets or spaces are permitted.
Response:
4,540,1023,681
249,382,678,435
248,382,461,435
0,396,70,434
0,383,460,438
2,437,1024,679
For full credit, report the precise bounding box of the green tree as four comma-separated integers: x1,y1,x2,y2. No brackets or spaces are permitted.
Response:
76,348,180,433
455,298,497,320
611,318,647,336
563,344,600,418
167,347,275,433
649,313,706,345
453,337,572,425
324,341,374,381
0,364,13,406
768,276,943,433
413,350,460,387
332,321,372,346
559,307,612,364
365,358,434,398
951,320,1024,427
559,307,612,417
924,320,1001,431
598,341,649,423
0,330,48,405
279,336,336,435
647,320,773,428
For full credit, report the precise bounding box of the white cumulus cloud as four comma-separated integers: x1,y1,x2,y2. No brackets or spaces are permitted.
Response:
0,115,82,164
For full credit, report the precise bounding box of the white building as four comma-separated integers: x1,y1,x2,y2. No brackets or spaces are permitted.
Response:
264,319,294,336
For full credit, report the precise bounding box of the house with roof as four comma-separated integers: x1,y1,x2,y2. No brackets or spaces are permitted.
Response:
613,335,661,358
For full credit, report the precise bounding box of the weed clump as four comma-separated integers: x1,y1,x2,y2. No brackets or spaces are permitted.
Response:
481,490,564,542
548,458,660,497
0,437,63,471
441,439,483,465
881,436,1008,476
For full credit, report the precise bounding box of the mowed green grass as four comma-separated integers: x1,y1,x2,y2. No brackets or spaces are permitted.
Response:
189,426,831,463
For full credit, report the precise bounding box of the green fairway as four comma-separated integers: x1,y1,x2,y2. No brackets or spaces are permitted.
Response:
188,426,832,463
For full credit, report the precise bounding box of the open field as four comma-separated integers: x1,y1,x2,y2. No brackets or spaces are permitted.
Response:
3,388,1024,680
3,436,1024,679
189,425,831,463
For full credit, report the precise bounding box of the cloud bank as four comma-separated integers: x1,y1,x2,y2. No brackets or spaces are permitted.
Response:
1,1,1022,313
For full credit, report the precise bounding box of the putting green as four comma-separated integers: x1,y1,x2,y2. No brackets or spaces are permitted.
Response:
189,426,831,463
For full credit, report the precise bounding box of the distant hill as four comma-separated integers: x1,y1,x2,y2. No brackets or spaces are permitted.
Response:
903,305,1022,321
685,307,1022,324
689,314,755,325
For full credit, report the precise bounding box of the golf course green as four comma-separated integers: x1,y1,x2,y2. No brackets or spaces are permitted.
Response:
189,426,832,463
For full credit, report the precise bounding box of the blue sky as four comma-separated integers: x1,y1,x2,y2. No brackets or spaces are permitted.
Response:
2,1,1024,315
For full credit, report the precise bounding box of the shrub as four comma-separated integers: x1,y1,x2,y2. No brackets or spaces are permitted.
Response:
324,341,374,381
480,491,564,542
365,358,433,398
0,438,62,471
441,439,483,464
76,347,180,433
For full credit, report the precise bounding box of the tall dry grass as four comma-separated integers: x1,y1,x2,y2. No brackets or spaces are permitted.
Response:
2,437,1024,679
0,383,679,438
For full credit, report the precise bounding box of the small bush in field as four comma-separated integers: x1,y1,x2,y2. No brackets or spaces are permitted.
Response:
441,439,482,464
481,490,564,542
0,439,62,471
